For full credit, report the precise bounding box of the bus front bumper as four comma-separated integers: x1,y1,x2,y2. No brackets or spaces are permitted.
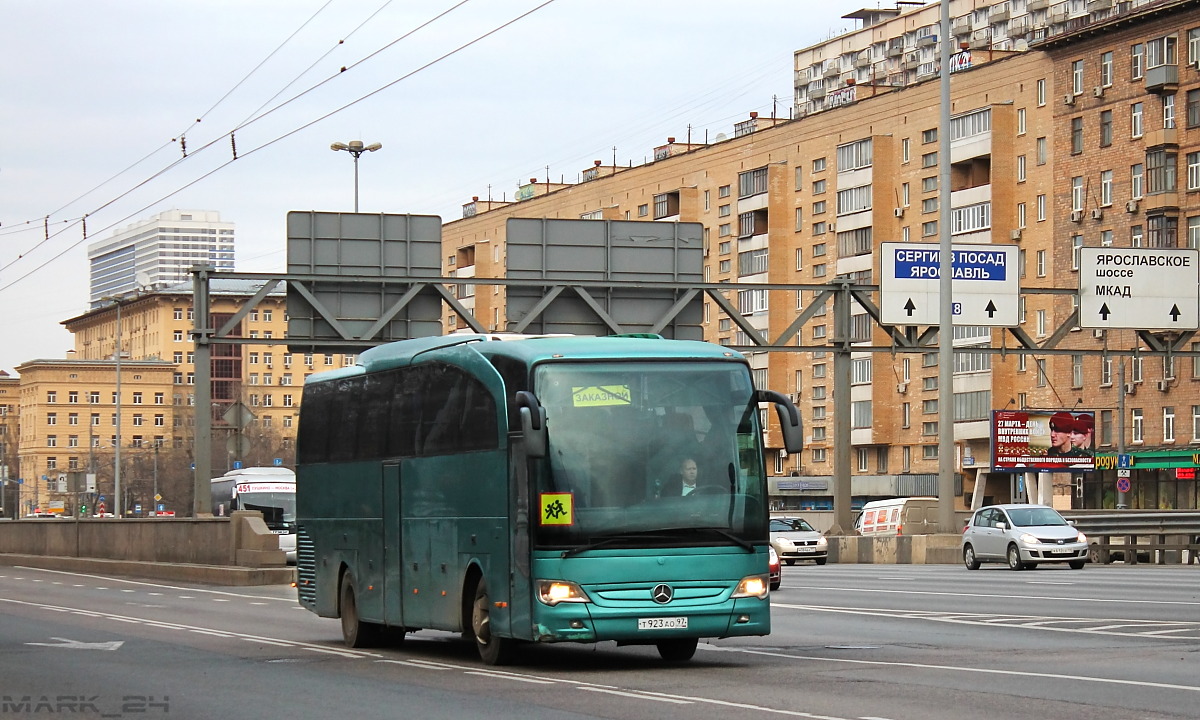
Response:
531,596,769,644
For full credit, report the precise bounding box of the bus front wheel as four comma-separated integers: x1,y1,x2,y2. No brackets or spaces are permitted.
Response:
340,572,382,648
656,638,698,662
470,577,512,665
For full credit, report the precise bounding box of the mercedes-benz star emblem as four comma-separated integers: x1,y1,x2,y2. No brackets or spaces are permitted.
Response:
651,584,674,604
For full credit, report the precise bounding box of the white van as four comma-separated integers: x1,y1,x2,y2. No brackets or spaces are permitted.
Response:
854,497,938,536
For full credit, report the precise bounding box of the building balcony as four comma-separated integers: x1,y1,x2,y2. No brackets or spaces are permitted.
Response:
952,17,973,36
1143,191,1180,214
823,63,842,78
1145,64,1179,94
989,6,1011,22
917,34,937,48
855,54,872,68
887,44,904,58
1087,0,1112,12
1143,127,1178,148
1027,0,1049,10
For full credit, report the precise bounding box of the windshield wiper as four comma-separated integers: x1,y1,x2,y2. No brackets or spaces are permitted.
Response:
561,527,752,558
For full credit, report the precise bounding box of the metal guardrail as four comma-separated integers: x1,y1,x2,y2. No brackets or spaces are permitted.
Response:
1061,510,1200,565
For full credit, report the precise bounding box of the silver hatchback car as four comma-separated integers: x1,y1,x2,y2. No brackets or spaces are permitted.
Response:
962,504,1088,570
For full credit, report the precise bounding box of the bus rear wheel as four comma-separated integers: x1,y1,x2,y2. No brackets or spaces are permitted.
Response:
470,577,512,665
656,638,698,662
340,572,382,648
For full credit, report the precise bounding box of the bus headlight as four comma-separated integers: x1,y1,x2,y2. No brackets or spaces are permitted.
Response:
733,574,769,600
536,580,591,606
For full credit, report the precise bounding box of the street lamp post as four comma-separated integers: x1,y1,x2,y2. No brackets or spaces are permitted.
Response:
101,294,129,517
330,140,382,212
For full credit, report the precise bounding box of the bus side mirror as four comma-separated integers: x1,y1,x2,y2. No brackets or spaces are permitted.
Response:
755,389,803,454
515,391,547,458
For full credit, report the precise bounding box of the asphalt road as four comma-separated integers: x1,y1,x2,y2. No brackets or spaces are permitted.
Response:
0,562,1196,720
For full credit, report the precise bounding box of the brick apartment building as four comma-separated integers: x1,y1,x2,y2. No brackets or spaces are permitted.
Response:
441,0,1200,512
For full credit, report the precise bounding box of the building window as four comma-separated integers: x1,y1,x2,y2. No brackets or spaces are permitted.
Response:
1101,170,1113,206
1131,163,1144,199
1099,110,1112,147
1189,153,1200,191
1146,35,1177,68
1071,177,1084,211
836,138,873,171
1036,137,1047,165
1017,155,1027,182
1164,94,1176,130
1100,51,1113,87
901,138,910,163
811,158,826,173
173,330,183,342
1037,194,1046,221
1147,215,1178,248
1017,107,1026,135
1036,78,1046,106
1188,89,1200,128
1131,408,1144,443
1071,60,1084,95
1131,224,1144,247
1131,102,1143,138
738,167,768,198
921,152,937,168
1131,43,1144,79
1146,149,1177,195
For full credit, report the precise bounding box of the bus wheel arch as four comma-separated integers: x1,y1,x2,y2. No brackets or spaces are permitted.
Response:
338,567,382,648
463,567,513,665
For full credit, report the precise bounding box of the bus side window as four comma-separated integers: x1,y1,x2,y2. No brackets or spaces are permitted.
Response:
358,371,394,460
387,368,421,458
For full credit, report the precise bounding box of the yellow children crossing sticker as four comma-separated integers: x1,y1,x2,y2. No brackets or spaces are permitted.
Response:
540,492,574,525
571,384,631,407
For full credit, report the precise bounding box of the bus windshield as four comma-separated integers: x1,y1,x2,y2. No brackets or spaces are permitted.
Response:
239,490,296,533
533,360,766,547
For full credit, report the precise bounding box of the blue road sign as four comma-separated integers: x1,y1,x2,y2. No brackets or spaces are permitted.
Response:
233,461,243,470
273,457,283,467
1118,454,1132,469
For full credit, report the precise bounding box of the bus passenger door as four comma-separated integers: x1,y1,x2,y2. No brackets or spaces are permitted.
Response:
383,462,404,628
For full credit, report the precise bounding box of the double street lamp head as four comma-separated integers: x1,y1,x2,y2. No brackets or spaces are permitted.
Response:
331,140,382,157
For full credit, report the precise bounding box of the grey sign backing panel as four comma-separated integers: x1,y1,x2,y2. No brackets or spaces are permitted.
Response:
505,218,704,339
286,212,444,349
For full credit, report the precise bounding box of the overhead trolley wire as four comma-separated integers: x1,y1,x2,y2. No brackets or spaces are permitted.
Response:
0,0,559,295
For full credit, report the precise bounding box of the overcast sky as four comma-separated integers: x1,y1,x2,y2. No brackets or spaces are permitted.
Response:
0,0,874,373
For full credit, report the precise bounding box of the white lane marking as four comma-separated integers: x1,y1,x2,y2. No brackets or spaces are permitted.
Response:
377,659,457,671
25,637,124,651
465,671,555,684
380,654,854,718
1026,581,1075,585
722,646,1200,694
242,638,294,647
12,566,295,603
779,583,1200,607
773,603,1200,640
304,647,366,658
0,596,378,658
212,598,230,602
578,687,692,703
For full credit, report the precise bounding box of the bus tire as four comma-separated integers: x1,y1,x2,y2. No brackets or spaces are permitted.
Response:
656,638,698,662
340,572,382,649
470,576,512,665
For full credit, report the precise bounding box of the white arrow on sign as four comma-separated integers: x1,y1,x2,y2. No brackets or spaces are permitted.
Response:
25,637,124,651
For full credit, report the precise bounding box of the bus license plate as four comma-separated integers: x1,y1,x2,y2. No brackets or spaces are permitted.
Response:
638,617,688,630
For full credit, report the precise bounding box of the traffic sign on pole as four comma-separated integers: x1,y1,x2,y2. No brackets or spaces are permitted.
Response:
1078,247,1200,329
880,243,1019,326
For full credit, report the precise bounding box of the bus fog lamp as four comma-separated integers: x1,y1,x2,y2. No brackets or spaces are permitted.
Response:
733,575,768,600
537,580,591,606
